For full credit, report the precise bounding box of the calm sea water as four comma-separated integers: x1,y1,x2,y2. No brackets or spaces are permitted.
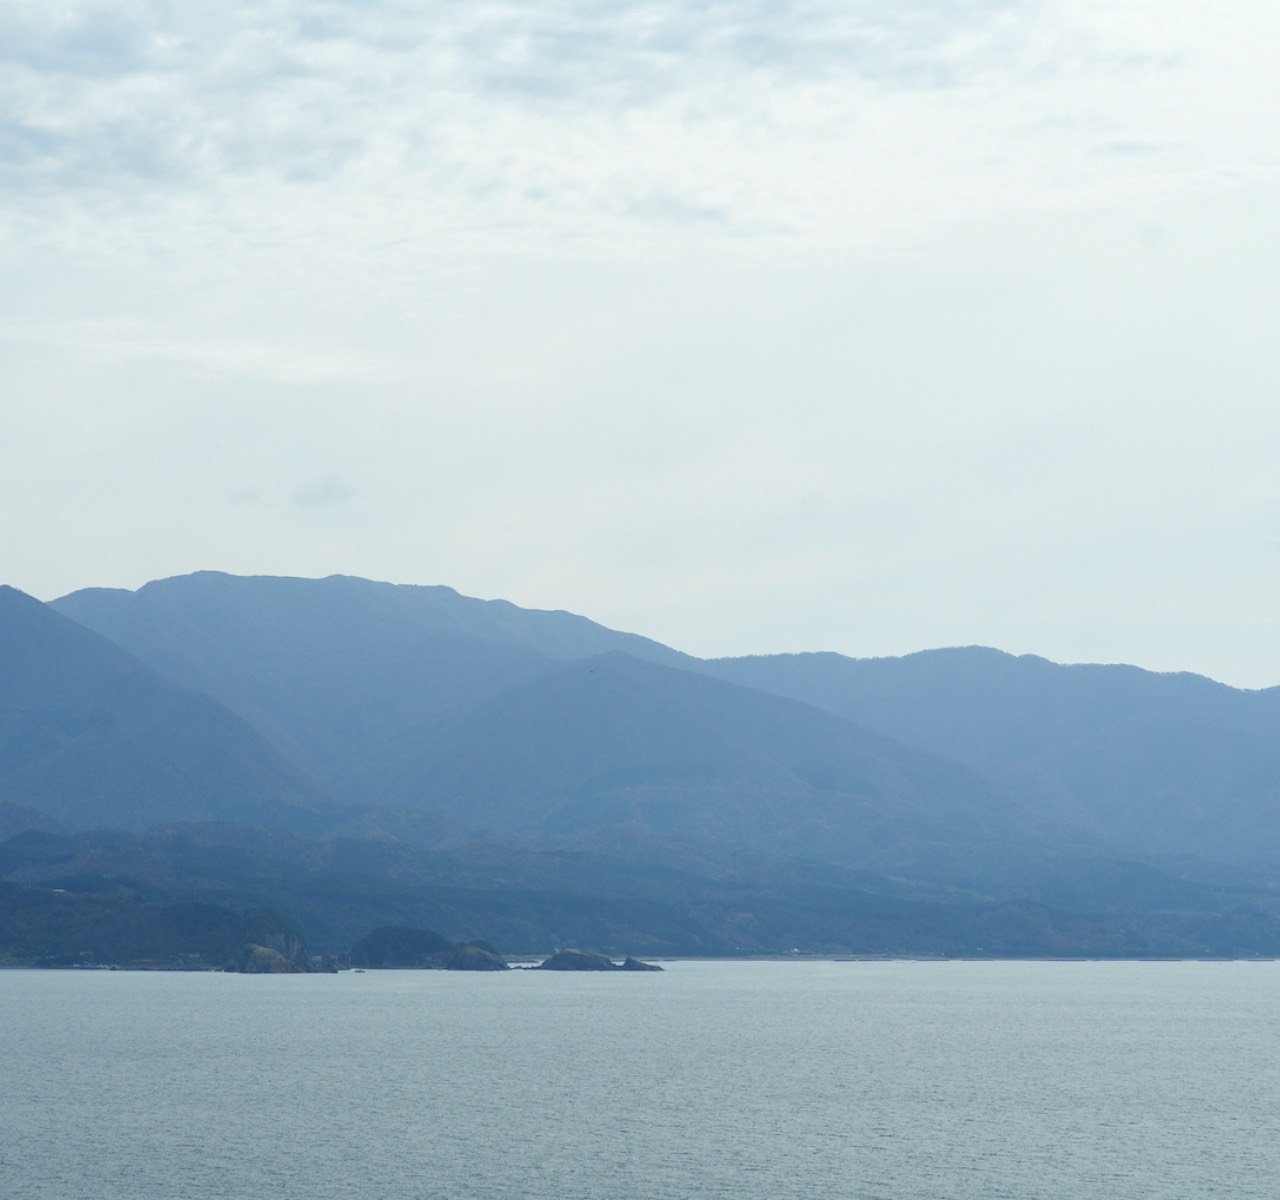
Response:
3,960,1278,1199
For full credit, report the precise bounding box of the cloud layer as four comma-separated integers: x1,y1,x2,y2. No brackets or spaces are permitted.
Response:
3,1,1279,685
6,0,1271,251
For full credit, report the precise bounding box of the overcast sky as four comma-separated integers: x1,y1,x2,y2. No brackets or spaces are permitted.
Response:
3,1,1278,686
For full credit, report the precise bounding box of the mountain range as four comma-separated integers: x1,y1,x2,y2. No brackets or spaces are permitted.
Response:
3,570,1280,959
0,585,327,833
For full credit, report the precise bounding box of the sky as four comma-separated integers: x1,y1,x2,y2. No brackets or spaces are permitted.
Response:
3,1,1279,686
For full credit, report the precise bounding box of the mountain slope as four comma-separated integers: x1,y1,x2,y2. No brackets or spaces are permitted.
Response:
7,821,1280,959
700,648,1280,863
48,571,1280,870
0,586,329,833
53,572,688,780
341,651,1084,871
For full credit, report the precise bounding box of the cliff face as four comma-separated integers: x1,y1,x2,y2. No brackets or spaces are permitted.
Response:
230,910,320,973
236,944,303,973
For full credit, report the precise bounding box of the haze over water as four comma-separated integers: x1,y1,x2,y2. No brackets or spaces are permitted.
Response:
5,960,1277,1199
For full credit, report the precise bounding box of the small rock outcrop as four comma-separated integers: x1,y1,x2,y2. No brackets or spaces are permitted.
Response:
346,926,509,970
537,948,617,971
349,925,454,968
444,944,509,971
536,948,662,971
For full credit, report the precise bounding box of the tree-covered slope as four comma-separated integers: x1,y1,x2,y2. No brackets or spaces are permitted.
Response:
6,823,1280,960
339,651,1087,871
40,570,1280,876
0,878,319,970
52,571,687,780
0,586,330,833
701,647,1280,863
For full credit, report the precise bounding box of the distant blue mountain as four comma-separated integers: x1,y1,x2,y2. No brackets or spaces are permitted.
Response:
340,650,1080,870
50,572,1280,868
6,570,1280,958
701,648,1280,864
53,573,1086,872
53,571,686,780
0,586,329,832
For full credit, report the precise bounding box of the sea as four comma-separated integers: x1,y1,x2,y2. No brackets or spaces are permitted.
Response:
3,959,1278,1200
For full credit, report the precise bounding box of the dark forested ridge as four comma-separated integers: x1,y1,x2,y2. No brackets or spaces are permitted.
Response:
6,824,1280,960
0,877,324,971
2,570,1279,961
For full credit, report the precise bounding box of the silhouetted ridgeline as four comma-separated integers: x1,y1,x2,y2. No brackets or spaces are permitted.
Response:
0,571,1277,960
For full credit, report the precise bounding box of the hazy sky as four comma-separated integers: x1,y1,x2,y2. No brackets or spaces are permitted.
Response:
3,1,1278,685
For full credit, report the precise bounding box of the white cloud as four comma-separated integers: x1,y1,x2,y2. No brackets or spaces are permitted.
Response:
3,0,1280,686
5,0,1275,252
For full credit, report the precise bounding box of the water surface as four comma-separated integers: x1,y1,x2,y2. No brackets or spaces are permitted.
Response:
3,960,1277,1199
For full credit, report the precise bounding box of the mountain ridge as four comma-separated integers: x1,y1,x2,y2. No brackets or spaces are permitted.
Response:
0,585,331,833
5,568,1280,958
699,647,1280,863
339,649,1088,872
52,571,689,780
